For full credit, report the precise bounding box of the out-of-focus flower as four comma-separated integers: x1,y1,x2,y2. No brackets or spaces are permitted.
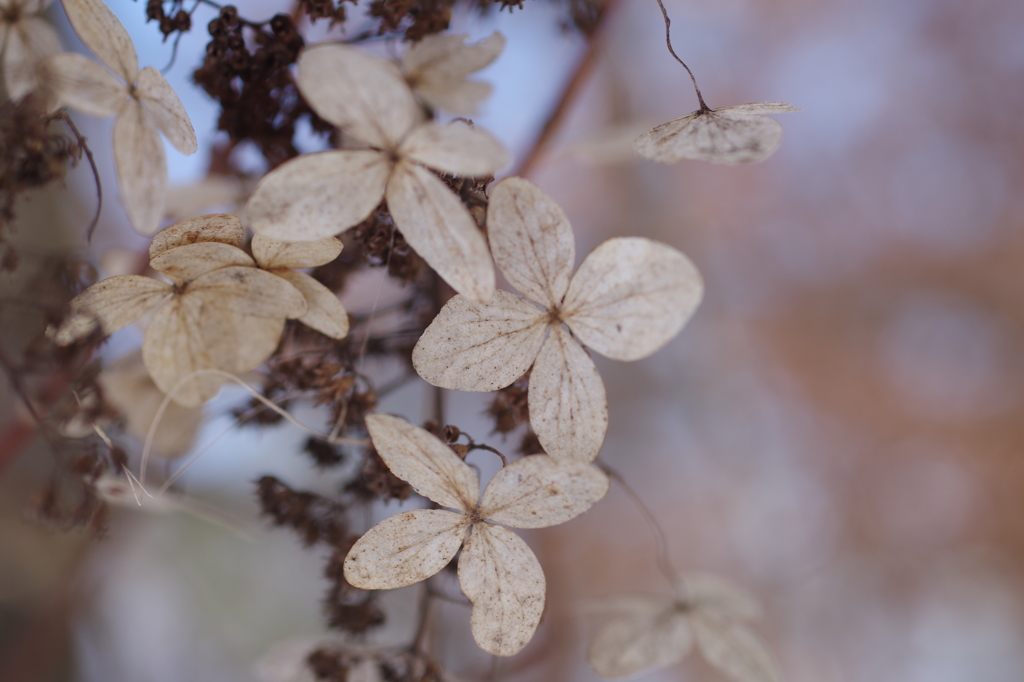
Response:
400,31,505,116
0,0,61,101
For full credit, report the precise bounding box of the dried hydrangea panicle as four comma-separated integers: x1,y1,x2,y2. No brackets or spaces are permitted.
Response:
400,31,505,116
587,574,779,682
634,102,799,165
412,177,704,462
344,414,609,656
42,0,197,235
0,0,61,101
245,43,509,303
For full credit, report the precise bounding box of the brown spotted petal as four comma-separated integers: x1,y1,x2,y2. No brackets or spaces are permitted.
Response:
478,455,608,529
54,275,171,345
149,214,245,259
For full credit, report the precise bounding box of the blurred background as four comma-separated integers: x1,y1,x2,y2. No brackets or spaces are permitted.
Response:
2,0,1024,680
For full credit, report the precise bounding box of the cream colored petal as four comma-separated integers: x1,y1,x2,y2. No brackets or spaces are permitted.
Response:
365,414,479,512
187,266,307,319
135,66,197,155
149,242,254,284
415,79,492,117
113,99,166,236
297,43,421,149
149,214,244,258
54,275,170,345
385,160,495,303
580,594,669,616
717,102,800,118
245,150,390,242
402,32,505,81
587,608,692,678
487,177,574,308
3,17,61,101
561,237,703,362
692,615,780,682
478,455,608,529
343,509,468,590
676,574,761,621
251,234,343,270
142,294,222,407
634,109,785,165
411,291,547,391
40,52,126,117
528,324,607,463
458,523,545,657
200,308,285,374
398,121,508,177
61,0,138,83
273,270,348,340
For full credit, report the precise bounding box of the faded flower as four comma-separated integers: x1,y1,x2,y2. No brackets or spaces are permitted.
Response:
400,31,505,116
344,414,609,656
0,0,61,101
412,177,703,462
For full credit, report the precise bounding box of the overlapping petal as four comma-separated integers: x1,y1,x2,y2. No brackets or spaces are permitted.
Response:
273,270,349,340
402,32,505,116
142,294,221,407
478,455,608,529
200,309,287,376
691,615,779,682
61,0,138,84
41,52,126,117
149,213,244,258
187,266,307,319
398,122,509,177
588,607,693,678
54,274,170,344
149,242,254,284
251,234,343,271
135,66,197,155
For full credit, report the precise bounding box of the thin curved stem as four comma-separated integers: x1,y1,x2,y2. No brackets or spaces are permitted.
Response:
654,0,709,111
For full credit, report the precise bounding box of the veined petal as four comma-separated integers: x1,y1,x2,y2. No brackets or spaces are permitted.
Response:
411,291,547,392
54,275,170,345
487,177,575,308
529,324,608,463
385,160,495,303
61,0,138,84
245,150,390,242
562,237,703,361
478,455,608,529
251,234,343,270
149,213,244,259
458,523,545,657
200,308,286,374
135,66,197,154
187,266,307,319
634,109,785,165
399,121,508,177
716,102,800,118
149,241,254,285
113,98,166,235
297,43,421,149
141,294,222,407
692,615,780,682
41,52,126,117
343,509,468,590
365,414,479,513
3,16,61,101
272,270,349,340
587,608,692,678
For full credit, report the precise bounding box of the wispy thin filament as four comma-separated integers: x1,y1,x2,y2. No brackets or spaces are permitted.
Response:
654,0,709,111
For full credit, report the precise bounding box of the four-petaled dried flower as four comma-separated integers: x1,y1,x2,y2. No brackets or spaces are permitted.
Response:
635,102,798,165
400,31,505,116
0,0,61,101
587,574,779,682
344,414,609,656
245,42,509,302
43,0,197,234
412,177,704,462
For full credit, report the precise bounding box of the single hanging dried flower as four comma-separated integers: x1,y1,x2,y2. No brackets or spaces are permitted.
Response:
344,414,609,656
0,0,61,101
42,0,197,235
54,214,307,407
245,42,509,303
412,177,703,462
400,31,505,116
586,574,780,682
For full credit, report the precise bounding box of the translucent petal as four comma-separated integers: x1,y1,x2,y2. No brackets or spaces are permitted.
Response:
61,0,138,84
717,102,800,118
2,16,61,101
411,291,547,391
364,414,479,512
187,267,307,319
54,275,170,345
399,122,509,177
343,510,469,590
113,99,166,235
415,80,492,118
141,294,222,407
251,234,343,270
561,237,703,361
272,271,348,340
200,309,286,375
41,52,127,117
402,32,505,82
135,66,197,154
634,108,786,165
149,214,244,259
478,455,608,529
149,242,254,285
692,615,780,682
587,608,692,678
676,574,761,621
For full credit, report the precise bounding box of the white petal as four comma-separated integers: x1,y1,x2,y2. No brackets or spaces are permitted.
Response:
343,509,468,590
385,160,495,303
54,275,170,344
245,150,390,242
272,270,349,340
40,52,126,117
142,294,222,407
113,99,166,235
529,325,608,463
411,291,547,391
415,80,492,118
60,0,138,84
458,523,545,657
634,109,785,165
399,121,509,177
297,43,421,149
187,266,307,319
135,66,197,155
676,574,761,621
364,414,479,512
402,32,505,82
149,213,244,259
149,242,254,284
716,102,800,118
200,309,286,374
2,17,61,101
561,237,703,361
692,615,780,682
487,177,575,308
251,234,343,270
478,455,608,529
587,608,692,678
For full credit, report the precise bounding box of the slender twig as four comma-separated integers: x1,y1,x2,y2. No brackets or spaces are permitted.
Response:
58,112,102,243
468,443,508,467
654,0,709,111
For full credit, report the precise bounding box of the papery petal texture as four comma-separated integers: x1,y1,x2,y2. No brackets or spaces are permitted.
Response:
478,455,608,529
187,266,307,318
252,234,343,270
142,294,222,407
717,102,799,118
634,109,785,165
403,32,505,82
55,275,170,344
3,16,61,101
692,615,779,682
416,80,492,118
273,270,348,339
587,609,692,678
113,98,166,235
149,242,254,284
41,52,126,117
149,214,244,258
399,122,509,177
61,0,138,83
677,574,761,621
135,66,197,154
200,309,286,374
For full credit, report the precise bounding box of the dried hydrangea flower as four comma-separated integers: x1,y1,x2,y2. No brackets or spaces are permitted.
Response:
54,214,307,407
245,42,509,303
412,177,703,462
43,0,197,234
400,31,505,116
0,0,61,101
634,102,798,165
344,414,609,656
587,574,779,682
